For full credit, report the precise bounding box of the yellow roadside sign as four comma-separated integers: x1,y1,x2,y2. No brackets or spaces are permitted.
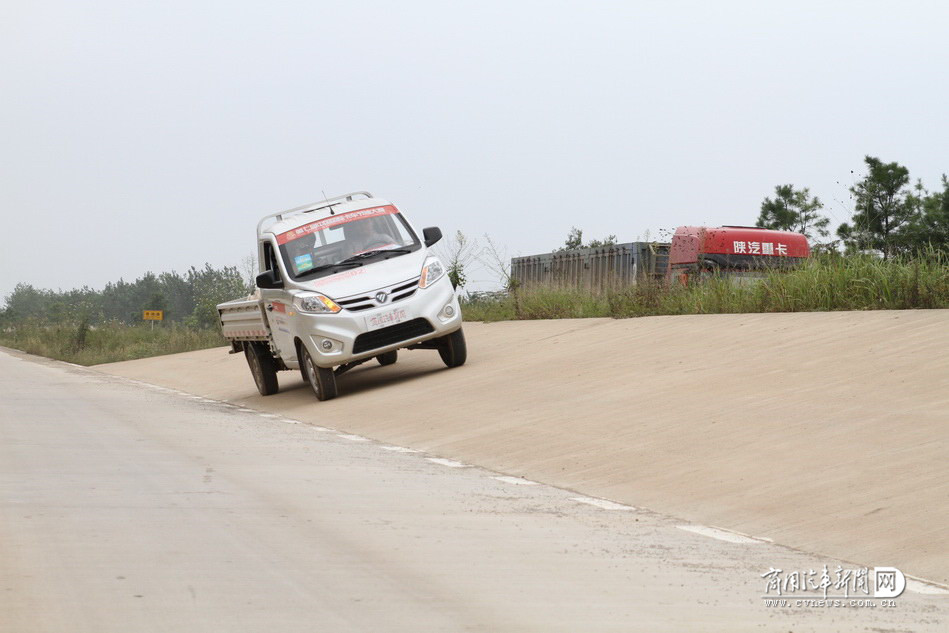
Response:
143,310,164,321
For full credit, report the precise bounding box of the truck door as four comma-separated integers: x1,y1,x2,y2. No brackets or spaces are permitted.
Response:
258,239,299,365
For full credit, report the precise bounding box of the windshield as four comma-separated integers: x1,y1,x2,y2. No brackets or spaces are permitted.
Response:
276,205,420,280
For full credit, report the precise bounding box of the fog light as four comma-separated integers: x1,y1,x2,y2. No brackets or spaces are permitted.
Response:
321,339,333,351
438,302,458,323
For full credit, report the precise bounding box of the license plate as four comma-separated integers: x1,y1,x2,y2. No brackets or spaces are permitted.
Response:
365,307,410,331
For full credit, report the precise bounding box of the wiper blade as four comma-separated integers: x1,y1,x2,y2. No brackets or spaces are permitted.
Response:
337,248,411,265
296,261,362,279
336,252,378,265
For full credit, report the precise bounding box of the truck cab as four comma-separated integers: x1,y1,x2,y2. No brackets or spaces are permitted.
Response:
218,192,465,400
668,226,810,284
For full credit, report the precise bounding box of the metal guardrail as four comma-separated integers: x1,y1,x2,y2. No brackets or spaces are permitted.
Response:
511,242,669,290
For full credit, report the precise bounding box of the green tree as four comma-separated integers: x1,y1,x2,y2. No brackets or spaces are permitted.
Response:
2,264,253,329
143,292,168,322
185,264,248,329
756,184,830,240
435,231,479,290
556,227,617,251
900,175,949,254
158,271,194,323
562,227,583,251
587,235,618,248
838,156,914,259
3,284,48,322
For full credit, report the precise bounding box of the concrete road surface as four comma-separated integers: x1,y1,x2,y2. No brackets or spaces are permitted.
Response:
100,310,949,585
2,349,947,631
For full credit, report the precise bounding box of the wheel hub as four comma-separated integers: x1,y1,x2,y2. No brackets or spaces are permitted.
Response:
305,356,320,395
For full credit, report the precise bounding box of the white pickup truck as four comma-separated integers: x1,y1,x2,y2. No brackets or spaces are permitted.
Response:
217,192,465,401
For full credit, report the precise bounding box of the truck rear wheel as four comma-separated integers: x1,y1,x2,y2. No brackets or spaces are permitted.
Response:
437,328,467,368
244,342,279,396
376,350,398,366
300,346,338,401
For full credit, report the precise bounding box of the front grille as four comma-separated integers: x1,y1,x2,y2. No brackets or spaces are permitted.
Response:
335,276,421,312
352,318,435,354
336,296,374,312
390,288,417,302
390,280,417,293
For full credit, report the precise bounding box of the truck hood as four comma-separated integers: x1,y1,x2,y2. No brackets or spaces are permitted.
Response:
297,249,430,299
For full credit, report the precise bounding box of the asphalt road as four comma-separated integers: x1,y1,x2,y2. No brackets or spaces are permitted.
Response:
2,348,947,632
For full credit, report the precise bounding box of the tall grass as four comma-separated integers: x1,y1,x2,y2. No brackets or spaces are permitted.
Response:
3,255,944,363
0,321,226,365
462,253,949,322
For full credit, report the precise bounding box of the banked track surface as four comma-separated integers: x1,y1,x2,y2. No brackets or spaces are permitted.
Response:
4,346,948,631
98,310,949,585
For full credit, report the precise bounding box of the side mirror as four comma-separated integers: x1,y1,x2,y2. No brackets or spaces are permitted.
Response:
422,226,443,247
256,270,283,289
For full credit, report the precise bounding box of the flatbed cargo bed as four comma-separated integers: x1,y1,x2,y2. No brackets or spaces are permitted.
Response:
218,298,269,342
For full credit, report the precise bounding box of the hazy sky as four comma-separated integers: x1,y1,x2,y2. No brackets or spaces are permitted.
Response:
2,0,947,296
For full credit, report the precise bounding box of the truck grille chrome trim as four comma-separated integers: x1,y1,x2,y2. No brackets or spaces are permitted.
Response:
352,318,435,354
335,276,422,312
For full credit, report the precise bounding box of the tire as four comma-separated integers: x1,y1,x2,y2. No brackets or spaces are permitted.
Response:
698,260,720,281
300,345,338,401
376,350,398,366
244,342,279,396
437,328,467,368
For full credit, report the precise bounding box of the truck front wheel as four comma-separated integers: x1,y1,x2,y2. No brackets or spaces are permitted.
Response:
437,328,467,368
300,346,338,401
244,342,279,396
376,350,398,366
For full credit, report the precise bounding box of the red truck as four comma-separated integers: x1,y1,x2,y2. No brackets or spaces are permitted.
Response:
509,226,810,289
668,226,810,284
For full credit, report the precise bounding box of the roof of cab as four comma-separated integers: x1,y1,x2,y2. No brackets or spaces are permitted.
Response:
261,195,394,238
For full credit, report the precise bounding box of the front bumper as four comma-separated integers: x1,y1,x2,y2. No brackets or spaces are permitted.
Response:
299,276,462,368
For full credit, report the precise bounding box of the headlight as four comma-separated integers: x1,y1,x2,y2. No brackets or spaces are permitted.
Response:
419,256,446,289
293,292,341,313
